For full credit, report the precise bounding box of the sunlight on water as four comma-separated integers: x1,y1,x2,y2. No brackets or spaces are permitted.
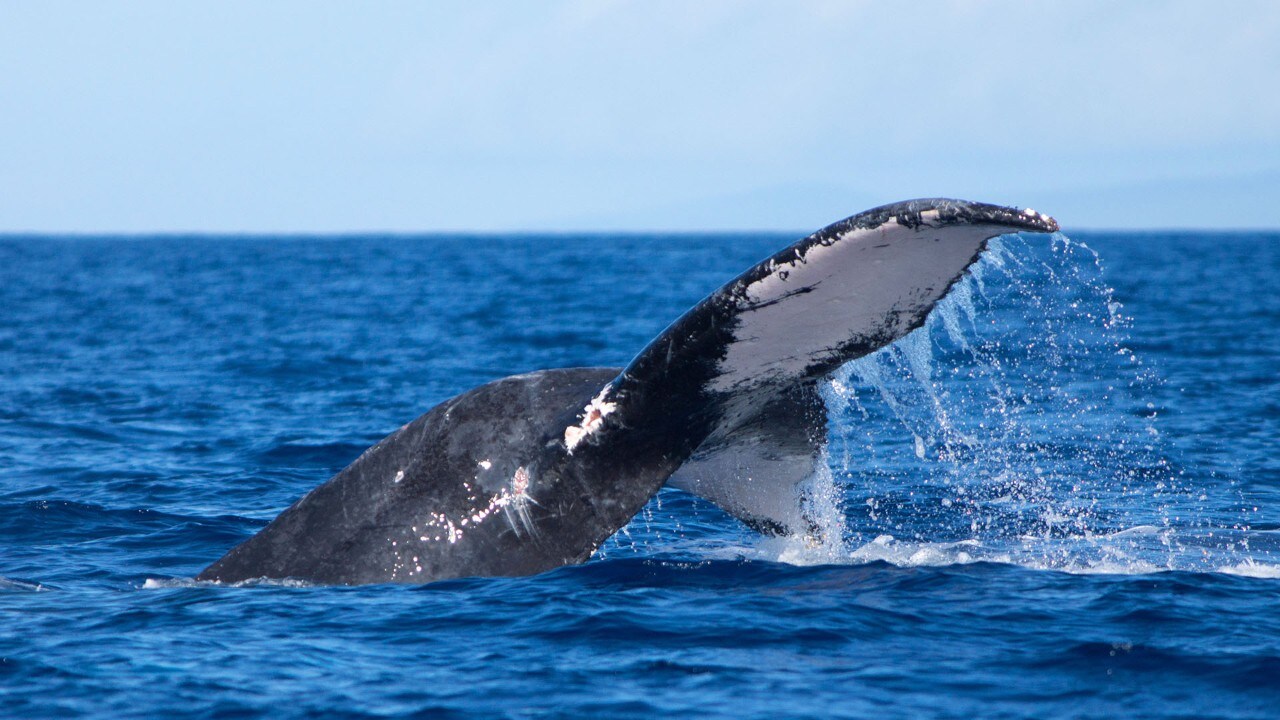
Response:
808,232,1273,576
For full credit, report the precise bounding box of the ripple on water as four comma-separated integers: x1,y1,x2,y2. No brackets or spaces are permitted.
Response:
0,231,1276,719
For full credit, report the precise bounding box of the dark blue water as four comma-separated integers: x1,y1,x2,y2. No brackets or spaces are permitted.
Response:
1,231,1277,718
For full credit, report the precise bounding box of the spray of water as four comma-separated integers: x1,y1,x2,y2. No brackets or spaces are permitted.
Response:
807,232,1270,575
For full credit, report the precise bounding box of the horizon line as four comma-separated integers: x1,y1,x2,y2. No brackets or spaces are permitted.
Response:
2,226,1278,239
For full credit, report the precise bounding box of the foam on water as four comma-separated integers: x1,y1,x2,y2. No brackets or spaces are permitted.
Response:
141,577,316,590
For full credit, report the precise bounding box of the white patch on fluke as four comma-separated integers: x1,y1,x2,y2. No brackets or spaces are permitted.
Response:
564,387,617,453
711,214,1001,393
477,459,492,470
668,438,815,536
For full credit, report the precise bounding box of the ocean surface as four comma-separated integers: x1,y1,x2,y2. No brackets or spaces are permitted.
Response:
0,228,1277,718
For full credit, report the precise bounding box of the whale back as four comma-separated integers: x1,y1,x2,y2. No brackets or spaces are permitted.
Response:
199,368,619,584
199,367,830,584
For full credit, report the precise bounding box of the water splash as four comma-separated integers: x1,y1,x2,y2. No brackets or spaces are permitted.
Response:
753,456,850,566
811,232,1273,575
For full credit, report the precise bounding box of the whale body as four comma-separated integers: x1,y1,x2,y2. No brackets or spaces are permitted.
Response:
198,199,1058,585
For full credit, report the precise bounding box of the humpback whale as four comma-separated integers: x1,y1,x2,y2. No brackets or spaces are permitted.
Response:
198,199,1058,585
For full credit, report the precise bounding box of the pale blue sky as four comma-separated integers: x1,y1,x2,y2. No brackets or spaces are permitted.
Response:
1,1,1277,232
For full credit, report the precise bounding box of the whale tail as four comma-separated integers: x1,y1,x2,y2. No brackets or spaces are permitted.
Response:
594,199,1059,541
198,199,1058,585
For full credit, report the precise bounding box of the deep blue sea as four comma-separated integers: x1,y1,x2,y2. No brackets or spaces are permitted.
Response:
1,229,1277,718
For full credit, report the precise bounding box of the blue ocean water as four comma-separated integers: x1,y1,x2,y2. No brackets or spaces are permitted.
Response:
0,230,1277,718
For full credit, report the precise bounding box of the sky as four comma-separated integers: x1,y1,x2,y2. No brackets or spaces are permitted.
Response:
1,1,1277,233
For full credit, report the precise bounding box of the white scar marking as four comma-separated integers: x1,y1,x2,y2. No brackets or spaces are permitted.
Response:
477,459,492,470
502,466,540,536
393,470,404,483
403,465,540,552
564,387,617,453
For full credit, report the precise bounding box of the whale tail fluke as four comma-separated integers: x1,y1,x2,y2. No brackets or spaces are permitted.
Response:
198,199,1058,585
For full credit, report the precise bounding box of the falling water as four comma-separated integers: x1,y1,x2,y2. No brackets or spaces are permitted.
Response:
813,232,1271,575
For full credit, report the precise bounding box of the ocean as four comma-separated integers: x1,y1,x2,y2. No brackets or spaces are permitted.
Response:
0,229,1277,718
